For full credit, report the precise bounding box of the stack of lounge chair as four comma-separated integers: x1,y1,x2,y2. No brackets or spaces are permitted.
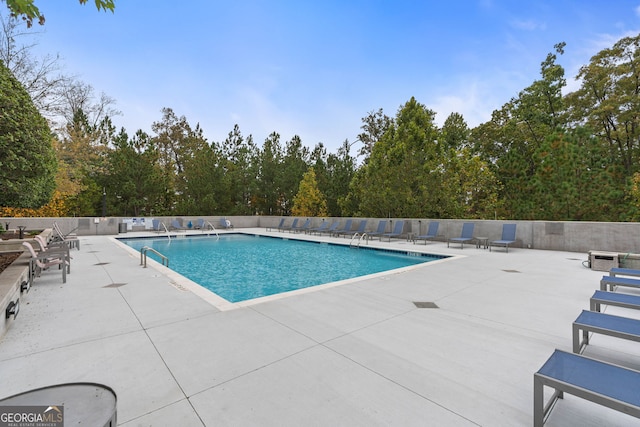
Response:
534,266,640,425
52,222,80,250
23,235,72,287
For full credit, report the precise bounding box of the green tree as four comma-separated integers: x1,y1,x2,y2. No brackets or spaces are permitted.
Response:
357,108,393,162
351,97,441,217
530,128,622,221
628,172,640,220
566,34,640,176
4,0,114,27
470,43,567,219
292,168,328,217
219,124,258,215
105,129,167,216
176,139,222,216
280,135,310,215
255,132,284,215
150,108,209,214
441,148,502,219
325,139,356,216
441,112,470,150
0,59,56,208
56,108,112,216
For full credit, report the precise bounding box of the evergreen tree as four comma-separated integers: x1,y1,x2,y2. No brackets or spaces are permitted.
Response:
255,132,284,215
280,135,310,215
350,97,440,217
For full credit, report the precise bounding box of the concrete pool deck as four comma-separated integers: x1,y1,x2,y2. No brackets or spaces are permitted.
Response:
0,228,639,426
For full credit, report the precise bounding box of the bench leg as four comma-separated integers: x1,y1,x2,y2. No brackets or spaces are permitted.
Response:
534,375,544,427
534,375,564,427
573,324,588,353
600,280,607,291
590,300,600,312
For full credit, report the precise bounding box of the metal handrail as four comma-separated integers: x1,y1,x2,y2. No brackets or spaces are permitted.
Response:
161,222,171,241
140,246,169,268
349,232,360,247
203,221,220,240
349,232,368,248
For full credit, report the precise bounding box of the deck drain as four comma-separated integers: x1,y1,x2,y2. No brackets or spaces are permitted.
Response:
94,262,110,266
502,269,521,273
103,283,127,288
87,251,99,253
413,301,439,309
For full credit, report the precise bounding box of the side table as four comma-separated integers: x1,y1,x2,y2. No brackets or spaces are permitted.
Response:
475,237,489,249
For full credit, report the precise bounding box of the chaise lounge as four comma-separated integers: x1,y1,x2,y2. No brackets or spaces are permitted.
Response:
381,220,405,242
308,221,329,234
171,220,188,231
291,218,311,233
590,290,640,313
267,218,285,232
281,218,299,233
489,223,517,252
413,221,439,245
317,222,340,236
23,241,70,285
600,275,640,292
609,267,640,278
52,222,80,250
341,220,368,238
447,222,475,249
332,219,353,237
572,309,640,354
534,349,640,426
367,220,388,240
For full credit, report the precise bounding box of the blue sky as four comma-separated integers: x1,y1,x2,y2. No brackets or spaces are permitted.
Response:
22,1,640,153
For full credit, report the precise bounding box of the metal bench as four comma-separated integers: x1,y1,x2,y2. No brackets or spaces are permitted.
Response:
591,290,640,312
600,275,640,292
534,349,640,426
610,267,640,278
573,310,640,354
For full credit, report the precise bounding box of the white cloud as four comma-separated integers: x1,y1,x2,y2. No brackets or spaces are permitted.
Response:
510,19,546,31
429,80,496,128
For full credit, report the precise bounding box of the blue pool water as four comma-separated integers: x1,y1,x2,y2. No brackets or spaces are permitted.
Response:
120,234,446,303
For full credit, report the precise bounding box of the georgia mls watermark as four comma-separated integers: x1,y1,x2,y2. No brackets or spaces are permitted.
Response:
0,405,64,427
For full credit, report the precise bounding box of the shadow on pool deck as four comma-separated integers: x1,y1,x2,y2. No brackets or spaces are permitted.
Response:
0,228,639,426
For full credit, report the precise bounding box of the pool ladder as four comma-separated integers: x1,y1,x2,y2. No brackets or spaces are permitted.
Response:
202,221,220,240
160,222,171,241
140,246,169,268
349,232,368,248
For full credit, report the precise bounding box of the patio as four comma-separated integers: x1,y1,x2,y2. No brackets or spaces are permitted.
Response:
0,229,637,426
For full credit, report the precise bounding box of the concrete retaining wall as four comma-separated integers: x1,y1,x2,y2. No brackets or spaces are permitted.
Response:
2,216,639,254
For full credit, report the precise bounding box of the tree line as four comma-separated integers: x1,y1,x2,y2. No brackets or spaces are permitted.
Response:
2,17,640,221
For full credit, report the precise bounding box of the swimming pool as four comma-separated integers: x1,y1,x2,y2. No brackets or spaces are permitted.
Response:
120,234,447,303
